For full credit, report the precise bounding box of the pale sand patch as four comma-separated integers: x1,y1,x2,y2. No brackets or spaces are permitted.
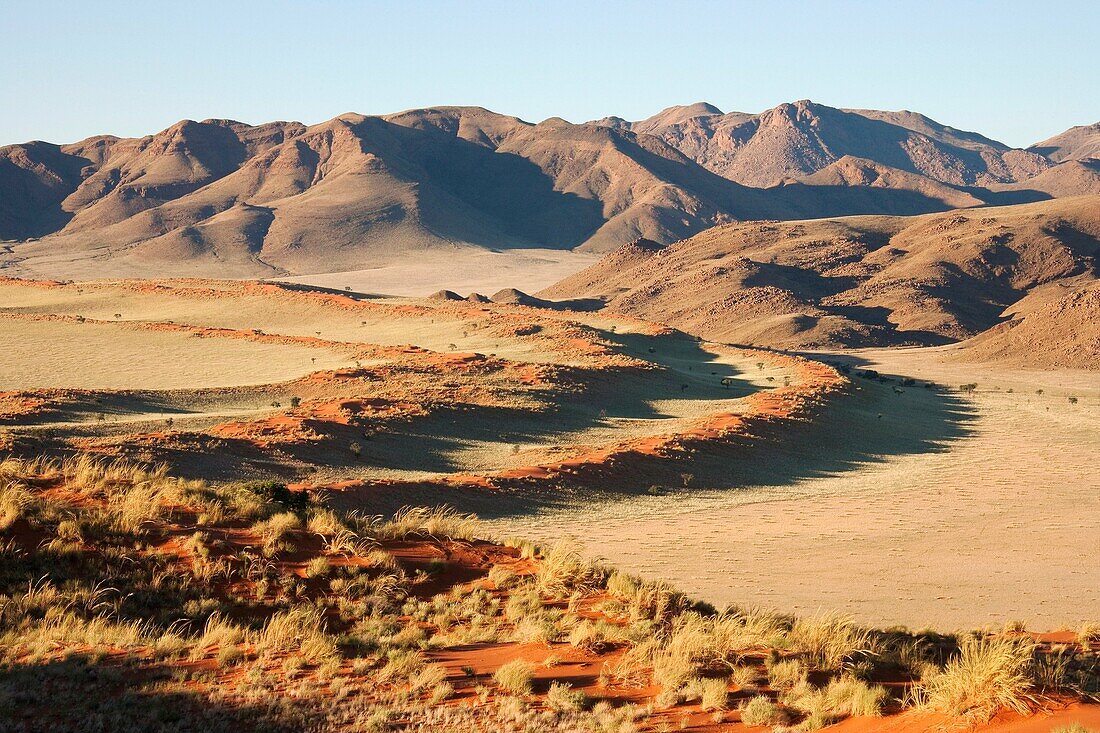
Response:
482,347,1099,630
0,319,354,390
278,248,602,298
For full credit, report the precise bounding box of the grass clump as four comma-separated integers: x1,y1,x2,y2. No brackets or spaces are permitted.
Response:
493,659,534,695
740,695,787,726
536,540,603,598
787,612,873,670
546,680,587,712
378,506,479,541
915,636,1039,721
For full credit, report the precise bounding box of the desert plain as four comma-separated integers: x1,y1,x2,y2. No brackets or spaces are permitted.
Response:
2,102,1099,732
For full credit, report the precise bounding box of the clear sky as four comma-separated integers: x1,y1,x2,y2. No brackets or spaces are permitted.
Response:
3,0,1097,148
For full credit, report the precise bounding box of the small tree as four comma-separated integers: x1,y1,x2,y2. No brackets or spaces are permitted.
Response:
1068,396,1078,405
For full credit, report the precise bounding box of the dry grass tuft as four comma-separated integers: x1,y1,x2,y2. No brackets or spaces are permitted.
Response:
914,636,1039,722
493,659,534,695
536,540,603,598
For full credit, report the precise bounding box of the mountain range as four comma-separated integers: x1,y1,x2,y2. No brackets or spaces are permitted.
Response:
1,101,1098,279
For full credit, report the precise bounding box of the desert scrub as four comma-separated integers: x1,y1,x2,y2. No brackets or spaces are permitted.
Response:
536,540,604,598
740,695,788,726
546,681,587,712
787,612,874,670
914,636,1038,721
251,512,303,555
493,659,534,695
2,453,1096,732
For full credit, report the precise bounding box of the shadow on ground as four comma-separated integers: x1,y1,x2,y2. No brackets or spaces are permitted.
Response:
0,654,323,732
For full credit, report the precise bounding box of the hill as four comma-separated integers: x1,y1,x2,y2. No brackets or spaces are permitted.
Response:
541,196,1100,363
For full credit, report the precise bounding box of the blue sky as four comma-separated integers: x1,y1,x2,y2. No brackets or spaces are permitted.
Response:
2,0,1096,148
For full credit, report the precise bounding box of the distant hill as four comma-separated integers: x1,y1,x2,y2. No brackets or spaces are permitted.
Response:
1028,122,1100,162
0,103,1096,279
541,195,1100,367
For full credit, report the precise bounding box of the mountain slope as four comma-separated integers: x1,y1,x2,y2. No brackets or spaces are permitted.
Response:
953,278,1100,369
541,196,1100,357
1029,122,1100,162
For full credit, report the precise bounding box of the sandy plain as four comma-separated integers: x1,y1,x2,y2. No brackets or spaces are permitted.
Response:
482,347,1099,630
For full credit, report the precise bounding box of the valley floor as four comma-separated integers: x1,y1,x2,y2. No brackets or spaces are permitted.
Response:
2,276,1096,632
280,247,601,298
